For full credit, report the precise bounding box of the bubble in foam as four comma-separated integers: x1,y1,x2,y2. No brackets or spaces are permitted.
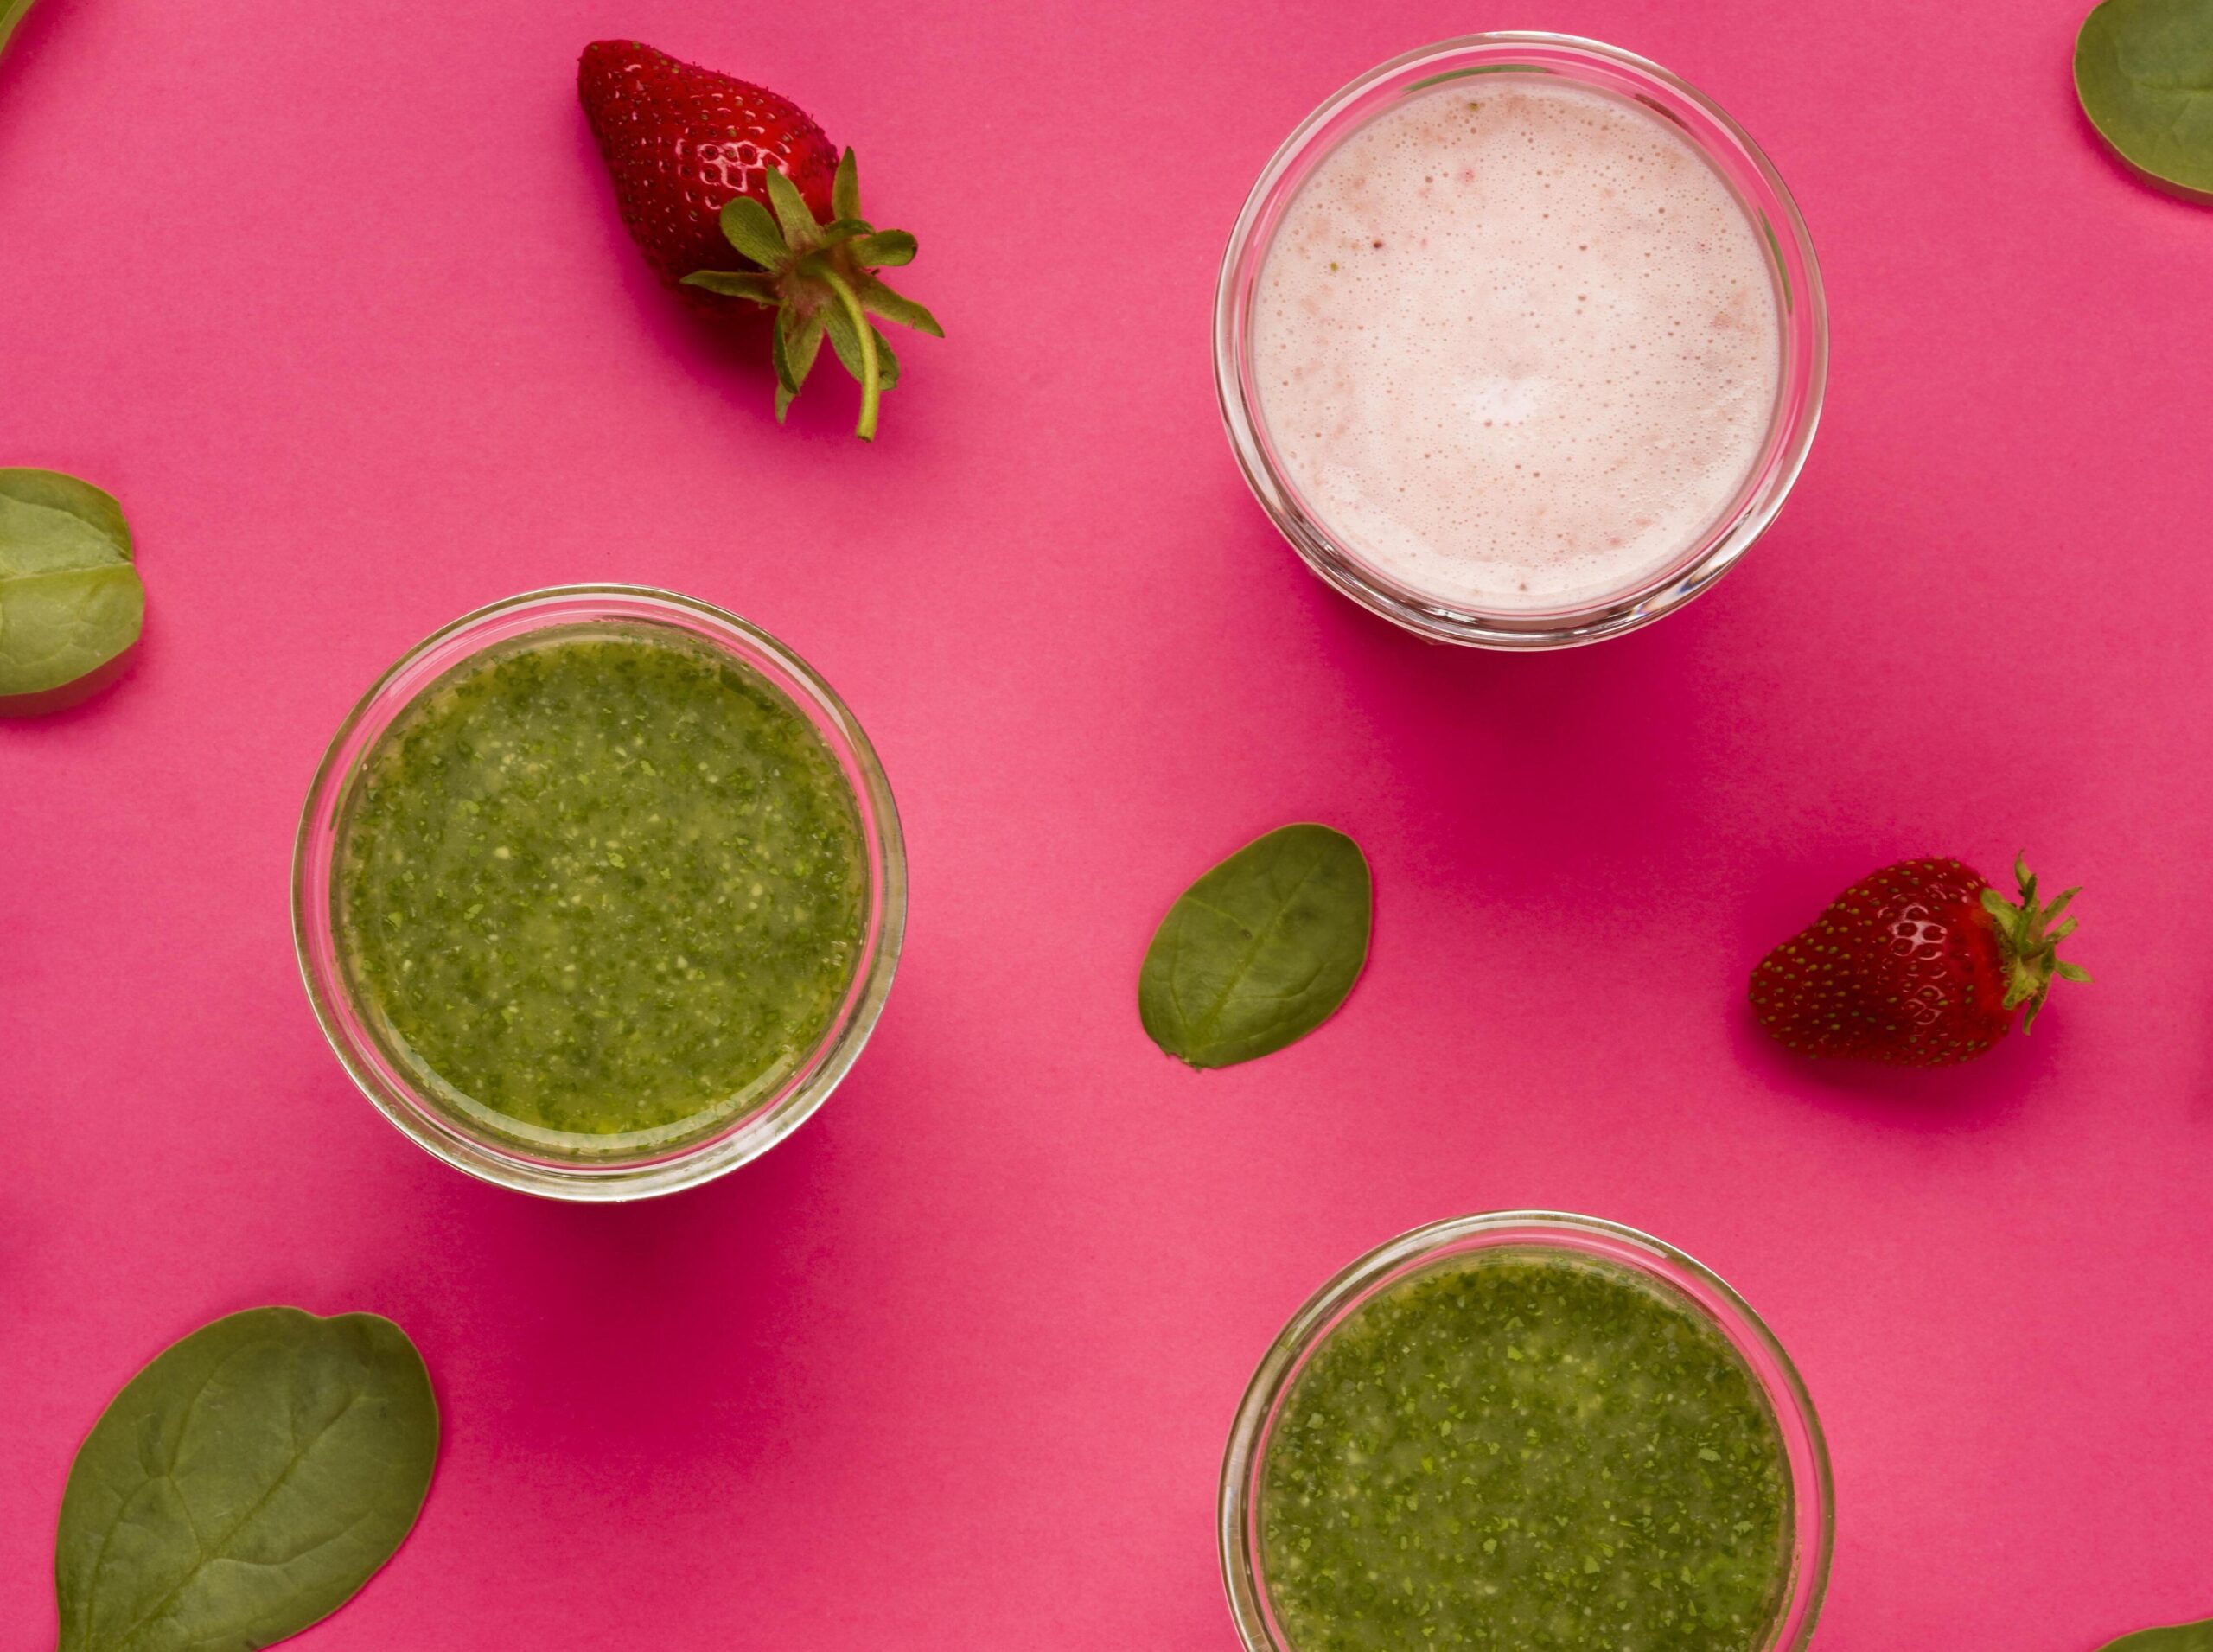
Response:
1251,77,1781,611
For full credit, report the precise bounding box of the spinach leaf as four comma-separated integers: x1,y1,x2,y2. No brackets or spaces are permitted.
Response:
55,1306,438,1652
0,467,145,702
2100,1623,2213,1651
2076,0,2213,200
1139,823,1370,1068
1,0,39,59
0,469,131,555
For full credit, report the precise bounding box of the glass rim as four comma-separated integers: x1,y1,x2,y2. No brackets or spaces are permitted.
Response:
290,584,906,1202
1218,1210,1834,1651
1213,32,1830,649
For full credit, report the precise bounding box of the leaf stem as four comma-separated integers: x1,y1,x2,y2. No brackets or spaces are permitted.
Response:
817,266,879,441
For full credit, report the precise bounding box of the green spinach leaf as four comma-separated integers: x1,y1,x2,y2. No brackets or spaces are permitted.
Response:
2099,1622,2213,1651
1139,823,1370,1068
2076,0,2213,200
55,1306,438,1652
0,467,144,702
1,0,40,59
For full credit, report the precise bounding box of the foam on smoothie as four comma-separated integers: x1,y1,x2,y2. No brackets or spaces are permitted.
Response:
1252,77,1781,611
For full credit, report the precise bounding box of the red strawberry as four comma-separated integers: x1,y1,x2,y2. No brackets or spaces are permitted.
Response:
578,41,941,439
1750,856,2088,1066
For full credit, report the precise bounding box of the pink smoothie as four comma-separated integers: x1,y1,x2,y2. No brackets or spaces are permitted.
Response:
1252,76,1783,612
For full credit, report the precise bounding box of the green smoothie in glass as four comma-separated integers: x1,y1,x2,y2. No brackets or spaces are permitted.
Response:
1247,1241,1804,1652
334,622,867,1148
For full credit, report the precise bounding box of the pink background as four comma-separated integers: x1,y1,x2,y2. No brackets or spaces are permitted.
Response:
3,0,2207,1645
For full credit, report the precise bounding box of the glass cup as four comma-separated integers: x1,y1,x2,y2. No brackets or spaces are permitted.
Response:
1214,34,1827,648
1220,1211,1833,1651
292,585,906,1202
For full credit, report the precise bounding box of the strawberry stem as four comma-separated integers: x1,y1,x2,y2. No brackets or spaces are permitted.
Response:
1980,854,2089,1033
685,147,936,437
817,267,879,441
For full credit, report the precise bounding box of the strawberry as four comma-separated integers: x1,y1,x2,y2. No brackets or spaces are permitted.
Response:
578,41,941,439
1749,856,2088,1066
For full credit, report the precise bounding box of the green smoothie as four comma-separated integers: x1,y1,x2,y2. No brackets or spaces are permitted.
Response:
335,622,868,1145
1258,1247,1792,1652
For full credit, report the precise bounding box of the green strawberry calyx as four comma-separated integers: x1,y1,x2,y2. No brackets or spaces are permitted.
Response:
1980,854,2090,1032
681,149,942,441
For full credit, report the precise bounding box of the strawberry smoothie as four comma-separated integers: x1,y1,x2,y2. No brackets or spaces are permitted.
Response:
1250,75,1783,612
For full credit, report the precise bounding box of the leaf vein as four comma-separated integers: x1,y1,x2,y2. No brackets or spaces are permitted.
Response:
110,1386,373,1651
1183,852,1329,1049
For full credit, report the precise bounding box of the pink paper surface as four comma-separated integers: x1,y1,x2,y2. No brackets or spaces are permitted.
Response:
2,0,2207,1645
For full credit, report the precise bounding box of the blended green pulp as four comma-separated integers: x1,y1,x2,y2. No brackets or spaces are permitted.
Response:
1258,1247,1793,1652
335,622,867,1144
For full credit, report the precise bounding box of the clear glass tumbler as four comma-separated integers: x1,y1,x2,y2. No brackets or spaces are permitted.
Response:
1215,35,1827,647
292,585,906,1202
1220,1211,1833,1650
